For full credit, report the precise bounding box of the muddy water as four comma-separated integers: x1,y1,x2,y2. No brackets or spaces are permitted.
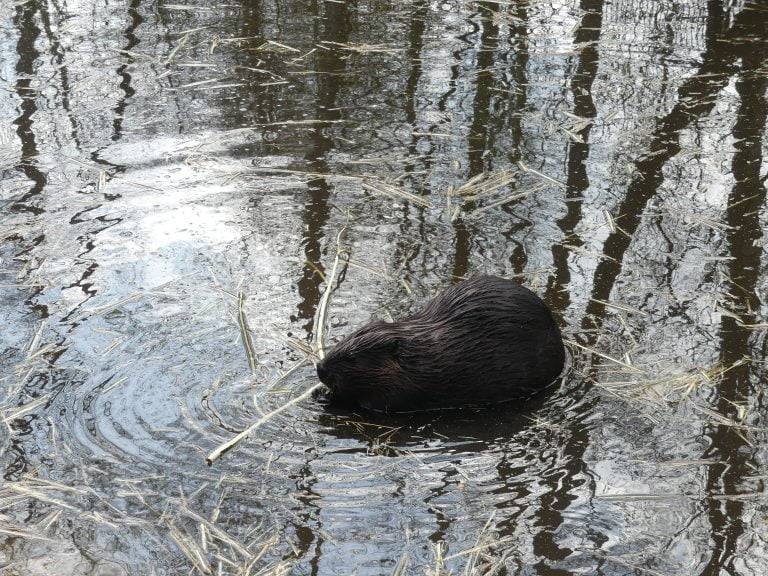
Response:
1,1,767,574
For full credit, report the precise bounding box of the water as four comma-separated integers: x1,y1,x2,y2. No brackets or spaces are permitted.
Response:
1,1,767,574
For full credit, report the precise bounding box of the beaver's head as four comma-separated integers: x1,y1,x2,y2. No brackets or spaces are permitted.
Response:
315,321,415,410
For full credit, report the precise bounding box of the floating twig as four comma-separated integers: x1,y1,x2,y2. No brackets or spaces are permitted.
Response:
517,160,567,189
564,339,642,372
362,181,432,208
313,226,348,360
237,290,258,374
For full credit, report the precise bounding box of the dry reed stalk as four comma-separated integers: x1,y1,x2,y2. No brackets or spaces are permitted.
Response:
266,359,310,391
238,291,258,374
589,298,647,316
205,386,319,464
313,226,348,360
254,40,300,53
427,541,448,576
0,525,54,541
320,41,404,54
165,32,192,64
195,83,246,91
6,485,79,511
253,167,362,181
593,551,671,576
362,181,432,208
465,189,533,219
452,170,516,198
239,533,280,575
391,553,410,576
517,160,567,189
169,522,212,574
257,119,346,126
179,506,252,559
343,258,411,295
691,403,767,432
411,131,458,139
456,512,496,574
166,78,222,90
564,339,642,372
2,395,50,422
597,361,748,403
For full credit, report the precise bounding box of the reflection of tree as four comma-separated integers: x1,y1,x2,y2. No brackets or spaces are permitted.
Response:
700,48,767,576
437,13,474,114
292,2,353,571
287,448,324,572
11,2,46,215
403,1,427,131
59,1,144,318
111,0,143,142
466,3,499,179
581,1,746,337
38,2,81,149
568,4,768,574
531,1,605,569
393,0,431,287
233,0,284,140
451,2,500,281
5,0,63,473
545,0,603,319
505,1,529,166
295,0,353,334
494,0,534,537
533,3,767,571
501,0,530,275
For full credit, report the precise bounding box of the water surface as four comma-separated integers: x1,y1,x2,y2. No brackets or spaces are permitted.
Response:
1,1,767,574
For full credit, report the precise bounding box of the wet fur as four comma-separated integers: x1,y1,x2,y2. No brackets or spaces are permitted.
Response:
316,275,565,412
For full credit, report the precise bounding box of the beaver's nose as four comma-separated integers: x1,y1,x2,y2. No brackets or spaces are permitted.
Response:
316,361,331,384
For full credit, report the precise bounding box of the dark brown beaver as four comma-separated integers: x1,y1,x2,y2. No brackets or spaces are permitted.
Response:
316,275,565,412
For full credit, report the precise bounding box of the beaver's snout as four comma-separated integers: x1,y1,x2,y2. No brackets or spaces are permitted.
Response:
316,361,333,387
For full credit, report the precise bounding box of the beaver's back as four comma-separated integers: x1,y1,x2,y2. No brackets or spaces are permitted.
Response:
394,275,565,410
318,275,565,412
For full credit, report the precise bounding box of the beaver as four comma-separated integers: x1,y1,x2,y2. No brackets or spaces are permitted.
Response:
315,275,565,412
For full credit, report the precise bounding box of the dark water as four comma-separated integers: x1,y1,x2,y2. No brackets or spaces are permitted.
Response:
1,0,767,574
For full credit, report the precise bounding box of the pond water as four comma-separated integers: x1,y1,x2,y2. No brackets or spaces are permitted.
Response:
1,0,767,574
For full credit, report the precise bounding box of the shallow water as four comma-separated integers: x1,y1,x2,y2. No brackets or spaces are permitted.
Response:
1,0,767,574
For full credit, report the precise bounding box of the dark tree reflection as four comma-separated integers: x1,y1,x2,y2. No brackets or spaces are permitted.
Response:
11,2,46,215
451,2,500,281
700,43,768,576
295,0,353,335
583,0,736,337
532,1,605,571
545,0,603,319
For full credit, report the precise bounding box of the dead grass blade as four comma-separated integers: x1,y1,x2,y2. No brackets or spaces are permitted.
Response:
3,395,50,422
313,226,348,360
564,339,642,372
517,160,567,189
362,181,432,208
169,522,212,574
238,290,258,374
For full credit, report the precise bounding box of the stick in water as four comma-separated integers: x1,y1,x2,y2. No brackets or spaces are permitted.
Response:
206,227,347,464
313,227,347,361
